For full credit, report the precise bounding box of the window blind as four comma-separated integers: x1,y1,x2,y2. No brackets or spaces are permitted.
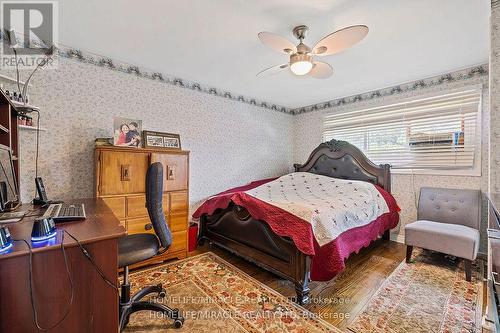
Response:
322,89,481,169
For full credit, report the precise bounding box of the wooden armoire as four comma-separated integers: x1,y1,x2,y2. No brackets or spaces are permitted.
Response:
95,146,189,268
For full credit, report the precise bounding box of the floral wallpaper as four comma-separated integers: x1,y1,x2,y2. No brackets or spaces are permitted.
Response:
491,2,500,194
0,31,494,254
293,71,490,249
3,58,294,210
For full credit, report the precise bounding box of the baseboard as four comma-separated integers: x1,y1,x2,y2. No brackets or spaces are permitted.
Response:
390,233,405,244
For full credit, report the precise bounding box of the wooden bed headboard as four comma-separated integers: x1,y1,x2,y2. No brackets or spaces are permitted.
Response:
294,139,391,192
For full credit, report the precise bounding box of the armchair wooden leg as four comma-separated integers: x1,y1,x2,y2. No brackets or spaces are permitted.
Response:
464,259,472,282
406,246,413,263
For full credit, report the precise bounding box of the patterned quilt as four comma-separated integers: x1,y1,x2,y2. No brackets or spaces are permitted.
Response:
193,173,400,281
245,172,389,246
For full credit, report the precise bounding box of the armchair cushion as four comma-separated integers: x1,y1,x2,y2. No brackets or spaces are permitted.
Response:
405,220,479,260
418,187,481,230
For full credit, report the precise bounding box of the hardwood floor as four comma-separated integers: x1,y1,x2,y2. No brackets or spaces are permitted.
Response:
189,239,406,330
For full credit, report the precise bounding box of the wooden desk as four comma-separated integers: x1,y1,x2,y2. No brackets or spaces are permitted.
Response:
0,198,126,333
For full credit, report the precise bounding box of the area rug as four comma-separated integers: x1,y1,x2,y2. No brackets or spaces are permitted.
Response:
347,250,483,333
124,252,340,332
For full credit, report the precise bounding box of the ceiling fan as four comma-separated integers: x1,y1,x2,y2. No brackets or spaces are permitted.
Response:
257,24,368,79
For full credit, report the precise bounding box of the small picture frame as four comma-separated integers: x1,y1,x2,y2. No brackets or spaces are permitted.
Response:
113,117,143,148
143,131,181,150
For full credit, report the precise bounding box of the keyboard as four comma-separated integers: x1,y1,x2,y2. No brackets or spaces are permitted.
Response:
42,203,86,222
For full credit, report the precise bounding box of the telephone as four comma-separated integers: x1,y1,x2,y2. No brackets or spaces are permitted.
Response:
0,181,6,211
33,177,63,206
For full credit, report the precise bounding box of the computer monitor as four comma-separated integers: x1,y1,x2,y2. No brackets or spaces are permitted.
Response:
0,145,19,208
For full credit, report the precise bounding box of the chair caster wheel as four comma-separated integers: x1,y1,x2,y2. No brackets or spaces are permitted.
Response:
158,290,166,298
173,317,184,328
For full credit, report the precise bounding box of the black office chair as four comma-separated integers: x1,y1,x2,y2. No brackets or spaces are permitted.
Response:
118,162,184,331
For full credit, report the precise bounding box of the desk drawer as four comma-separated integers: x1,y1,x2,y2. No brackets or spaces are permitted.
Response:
126,195,148,218
127,217,154,235
102,197,126,219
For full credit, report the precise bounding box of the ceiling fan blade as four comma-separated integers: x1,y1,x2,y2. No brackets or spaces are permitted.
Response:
313,25,368,56
258,32,296,54
308,62,333,79
256,63,289,77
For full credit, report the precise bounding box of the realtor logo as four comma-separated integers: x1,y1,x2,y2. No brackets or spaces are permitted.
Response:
0,1,58,68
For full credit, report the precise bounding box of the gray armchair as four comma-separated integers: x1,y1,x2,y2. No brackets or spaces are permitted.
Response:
405,187,481,281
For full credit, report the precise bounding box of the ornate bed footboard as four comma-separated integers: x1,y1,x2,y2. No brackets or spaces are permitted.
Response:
198,203,312,304
198,139,393,304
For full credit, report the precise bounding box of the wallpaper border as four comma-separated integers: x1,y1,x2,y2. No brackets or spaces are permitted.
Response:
0,29,489,117
291,64,489,115
57,47,298,115
0,29,294,115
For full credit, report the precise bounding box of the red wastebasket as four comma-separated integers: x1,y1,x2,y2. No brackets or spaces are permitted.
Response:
188,222,198,252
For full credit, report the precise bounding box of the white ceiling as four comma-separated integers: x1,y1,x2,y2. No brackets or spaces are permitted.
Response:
58,0,490,109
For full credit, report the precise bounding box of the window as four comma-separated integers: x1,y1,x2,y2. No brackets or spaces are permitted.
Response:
322,88,481,172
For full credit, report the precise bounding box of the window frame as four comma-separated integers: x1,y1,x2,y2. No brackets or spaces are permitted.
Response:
321,86,483,177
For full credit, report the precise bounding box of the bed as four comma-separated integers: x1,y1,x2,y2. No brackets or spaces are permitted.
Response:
195,139,399,304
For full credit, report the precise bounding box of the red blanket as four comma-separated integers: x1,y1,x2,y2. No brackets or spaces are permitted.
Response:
193,177,400,281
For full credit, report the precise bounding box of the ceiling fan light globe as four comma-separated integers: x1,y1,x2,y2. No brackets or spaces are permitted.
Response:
290,61,313,75
290,53,313,75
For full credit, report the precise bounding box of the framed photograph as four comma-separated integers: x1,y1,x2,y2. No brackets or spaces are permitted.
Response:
113,117,143,148
143,131,181,150
146,135,164,147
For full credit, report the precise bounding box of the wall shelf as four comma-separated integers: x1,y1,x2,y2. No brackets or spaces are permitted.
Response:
0,88,21,203
0,74,31,86
19,125,46,132
10,100,40,112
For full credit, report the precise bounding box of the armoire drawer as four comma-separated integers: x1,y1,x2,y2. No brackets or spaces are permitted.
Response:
102,196,126,219
126,195,148,218
169,214,188,232
127,217,154,235
127,218,187,252
151,153,188,191
127,214,182,235
167,230,187,253
162,195,169,213
127,194,170,218
170,191,188,214
99,150,149,195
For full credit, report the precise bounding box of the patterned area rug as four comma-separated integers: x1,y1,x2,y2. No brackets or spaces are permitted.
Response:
348,250,483,333
124,252,340,332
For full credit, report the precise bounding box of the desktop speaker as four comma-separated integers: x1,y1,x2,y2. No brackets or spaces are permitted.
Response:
31,217,57,242
0,225,13,252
